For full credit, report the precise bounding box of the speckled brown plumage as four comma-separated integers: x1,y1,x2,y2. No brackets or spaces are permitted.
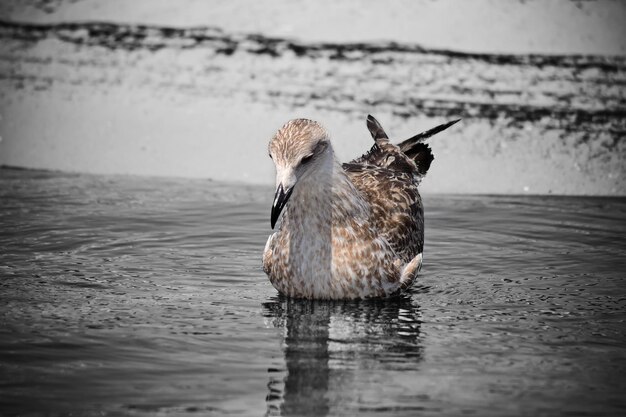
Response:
263,115,458,300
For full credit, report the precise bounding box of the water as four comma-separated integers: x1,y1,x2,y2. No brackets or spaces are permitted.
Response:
1,167,625,416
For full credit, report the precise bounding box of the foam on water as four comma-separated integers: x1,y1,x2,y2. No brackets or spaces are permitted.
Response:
1,168,625,416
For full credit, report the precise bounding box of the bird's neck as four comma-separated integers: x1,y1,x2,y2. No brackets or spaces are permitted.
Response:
285,150,369,233
280,149,371,288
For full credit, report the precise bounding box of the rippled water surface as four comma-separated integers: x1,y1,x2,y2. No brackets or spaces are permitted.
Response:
1,168,625,416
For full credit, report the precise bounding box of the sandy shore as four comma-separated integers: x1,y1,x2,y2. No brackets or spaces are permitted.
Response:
0,0,625,194
4,0,626,55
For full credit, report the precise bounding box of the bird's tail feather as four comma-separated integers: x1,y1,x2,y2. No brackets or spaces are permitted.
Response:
366,114,390,145
398,119,461,154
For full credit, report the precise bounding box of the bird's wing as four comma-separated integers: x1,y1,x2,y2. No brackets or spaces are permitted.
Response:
343,163,424,262
342,116,458,261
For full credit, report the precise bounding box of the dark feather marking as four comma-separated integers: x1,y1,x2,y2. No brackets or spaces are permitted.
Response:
404,142,433,177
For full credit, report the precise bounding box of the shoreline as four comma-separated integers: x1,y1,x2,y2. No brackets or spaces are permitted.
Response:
4,165,626,199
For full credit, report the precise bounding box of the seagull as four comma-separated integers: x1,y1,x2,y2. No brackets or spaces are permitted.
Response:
263,115,459,299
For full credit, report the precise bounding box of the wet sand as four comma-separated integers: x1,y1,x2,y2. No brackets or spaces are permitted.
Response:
0,0,625,195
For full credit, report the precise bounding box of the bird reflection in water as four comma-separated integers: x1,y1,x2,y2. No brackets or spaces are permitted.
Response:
262,293,423,416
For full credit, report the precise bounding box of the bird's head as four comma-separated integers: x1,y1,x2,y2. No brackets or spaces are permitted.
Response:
268,119,331,228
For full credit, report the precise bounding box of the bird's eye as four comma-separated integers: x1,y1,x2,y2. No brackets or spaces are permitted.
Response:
301,154,313,164
269,153,273,160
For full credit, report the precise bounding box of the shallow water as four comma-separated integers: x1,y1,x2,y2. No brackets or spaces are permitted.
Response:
1,168,625,416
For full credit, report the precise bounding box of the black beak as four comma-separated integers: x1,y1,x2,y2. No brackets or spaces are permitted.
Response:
271,183,294,229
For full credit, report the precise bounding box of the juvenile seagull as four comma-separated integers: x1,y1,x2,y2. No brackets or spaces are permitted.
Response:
263,115,459,299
